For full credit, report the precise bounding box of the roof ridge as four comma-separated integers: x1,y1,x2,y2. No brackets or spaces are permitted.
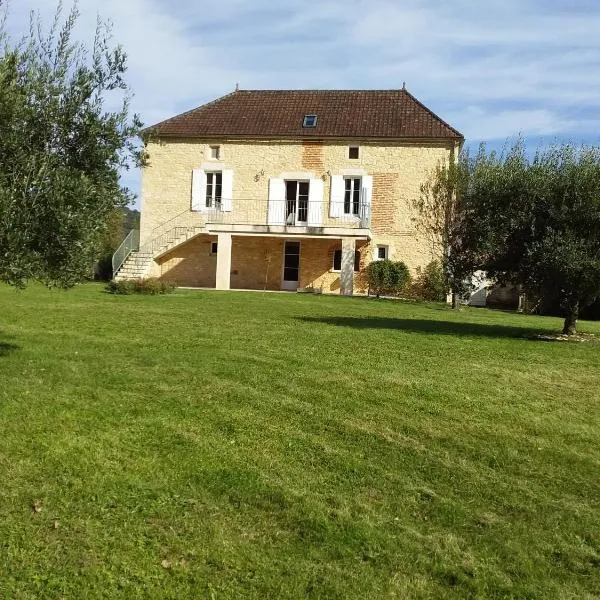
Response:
235,88,408,93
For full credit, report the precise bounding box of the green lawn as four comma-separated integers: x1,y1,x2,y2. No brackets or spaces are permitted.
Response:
0,284,599,599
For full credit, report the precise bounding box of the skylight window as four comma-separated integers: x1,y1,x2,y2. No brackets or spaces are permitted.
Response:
303,114,317,128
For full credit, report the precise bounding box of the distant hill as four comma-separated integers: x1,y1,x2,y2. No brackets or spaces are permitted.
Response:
122,207,140,234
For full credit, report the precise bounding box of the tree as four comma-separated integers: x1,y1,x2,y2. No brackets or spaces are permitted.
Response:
0,1,145,288
457,142,600,335
413,147,474,309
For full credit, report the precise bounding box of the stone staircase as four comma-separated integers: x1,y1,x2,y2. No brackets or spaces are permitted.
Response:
114,251,154,280
113,224,204,281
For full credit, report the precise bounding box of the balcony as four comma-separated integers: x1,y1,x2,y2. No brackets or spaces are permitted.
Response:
198,198,371,231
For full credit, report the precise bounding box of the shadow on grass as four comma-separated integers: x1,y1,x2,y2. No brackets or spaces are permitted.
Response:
298,316,542,339
0,342,18,357
0,333,18,357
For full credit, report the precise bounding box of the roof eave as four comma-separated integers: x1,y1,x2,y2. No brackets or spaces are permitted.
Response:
144,131,464,142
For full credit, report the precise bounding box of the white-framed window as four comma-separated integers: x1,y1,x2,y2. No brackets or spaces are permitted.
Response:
268,176,323,227
210,241,218,254
332,249,361,272
348,146,359,159
344,177,361,216
375,245,389,260
285,180,309,224
205,171,222,208
192,168,232,212
209,145,221,160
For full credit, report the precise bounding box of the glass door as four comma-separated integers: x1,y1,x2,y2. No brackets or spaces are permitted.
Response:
285,181,309,225
282,241,300,290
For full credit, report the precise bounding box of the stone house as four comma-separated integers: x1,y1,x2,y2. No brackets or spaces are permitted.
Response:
115,89,463,294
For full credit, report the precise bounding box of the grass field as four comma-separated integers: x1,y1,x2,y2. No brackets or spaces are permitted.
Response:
0,283,599,599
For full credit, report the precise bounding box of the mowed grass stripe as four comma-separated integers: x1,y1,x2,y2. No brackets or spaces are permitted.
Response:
0,283,598,599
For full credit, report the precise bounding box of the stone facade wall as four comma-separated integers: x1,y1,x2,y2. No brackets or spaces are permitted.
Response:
231,236,283,291
141,138,454,289
157,235,217,287
299,238,369,293
301,141,324,172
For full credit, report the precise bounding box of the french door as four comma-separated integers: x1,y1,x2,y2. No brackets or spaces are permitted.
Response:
285,181,309,225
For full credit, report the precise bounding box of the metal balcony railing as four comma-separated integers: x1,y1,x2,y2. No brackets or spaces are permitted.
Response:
197,198,371,229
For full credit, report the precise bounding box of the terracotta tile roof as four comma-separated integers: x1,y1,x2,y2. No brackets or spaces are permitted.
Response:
145,89,463,141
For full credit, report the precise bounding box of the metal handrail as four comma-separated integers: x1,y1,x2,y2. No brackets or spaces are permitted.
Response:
139,217,205,256
149,207,194,236
112,229,140,278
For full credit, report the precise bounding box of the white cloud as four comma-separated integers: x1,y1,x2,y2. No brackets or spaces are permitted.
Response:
4,0,600,201
452,107,561,141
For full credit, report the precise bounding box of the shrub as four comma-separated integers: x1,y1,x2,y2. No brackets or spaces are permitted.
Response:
106,278,175,295
366,260,411,297
409,260,447,301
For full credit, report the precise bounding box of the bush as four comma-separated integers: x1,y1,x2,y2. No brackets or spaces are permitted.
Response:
408,260,447,302
106,278,175,295
366,260,411,297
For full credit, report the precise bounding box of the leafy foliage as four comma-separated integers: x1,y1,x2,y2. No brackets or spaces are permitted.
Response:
408,260,447,302
0,3,145,288
413,149,474,307
458,141,600,334
366,260,411,297
106,278,175,295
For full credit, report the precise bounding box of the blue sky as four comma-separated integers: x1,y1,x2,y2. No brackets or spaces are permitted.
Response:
5,0,600,204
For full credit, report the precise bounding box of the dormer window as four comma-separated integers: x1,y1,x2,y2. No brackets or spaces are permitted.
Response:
303,114,317,128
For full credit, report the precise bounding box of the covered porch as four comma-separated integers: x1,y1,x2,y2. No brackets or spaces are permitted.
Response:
156,230,370,294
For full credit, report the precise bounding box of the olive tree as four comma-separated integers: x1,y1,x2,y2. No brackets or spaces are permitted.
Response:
0,1,145,288
459,142,600,335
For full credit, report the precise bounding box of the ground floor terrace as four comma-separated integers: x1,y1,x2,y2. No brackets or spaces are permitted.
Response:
151,233,372,294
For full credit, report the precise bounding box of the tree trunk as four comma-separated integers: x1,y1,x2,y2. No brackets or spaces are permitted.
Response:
451,291,460,310
562,301,579,335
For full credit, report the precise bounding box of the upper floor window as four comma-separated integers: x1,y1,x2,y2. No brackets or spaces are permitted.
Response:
285,180,310,224
209,145,221,160
344,177,361,216
206,172,222,208
303,114,317,128
348,146,359,159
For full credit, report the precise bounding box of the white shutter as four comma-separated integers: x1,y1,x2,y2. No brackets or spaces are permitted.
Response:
361,175,373,225
329,175,344,218
191,169,206,211
221,169,233,212
307,178,323,226
268,178,286,225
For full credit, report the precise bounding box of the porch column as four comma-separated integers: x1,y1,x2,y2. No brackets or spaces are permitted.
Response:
340,237,355,296
216,232,232,290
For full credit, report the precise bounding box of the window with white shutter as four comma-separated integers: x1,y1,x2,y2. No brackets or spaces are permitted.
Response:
344,177,361,216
